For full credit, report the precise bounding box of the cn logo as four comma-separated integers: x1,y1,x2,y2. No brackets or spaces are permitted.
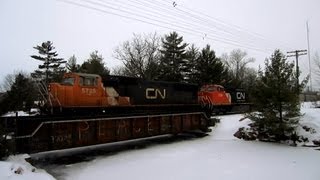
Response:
236,92,246,100
145,88,166,99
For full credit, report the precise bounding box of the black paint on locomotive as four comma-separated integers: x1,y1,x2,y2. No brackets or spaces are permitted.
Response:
224,87,248,104
102,76,199,105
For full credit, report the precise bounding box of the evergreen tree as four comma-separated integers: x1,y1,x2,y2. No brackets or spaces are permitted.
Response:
0,93,9,116
80,51,110,77
0,73,37,158
158,32,188,82
248,50,307,142
31,41,66,84
185,44,200,83
240,67,258,98
0,73,37,114
9,74,36,111
51,65,66,83
194,45,228,85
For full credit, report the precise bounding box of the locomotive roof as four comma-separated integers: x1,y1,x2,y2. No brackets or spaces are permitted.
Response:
104,75,199,87
65,72,199,87
72,73,101,78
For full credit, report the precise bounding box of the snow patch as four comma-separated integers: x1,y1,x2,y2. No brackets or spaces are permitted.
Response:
0,154,55,180
2,108,40,117
298,106,320,145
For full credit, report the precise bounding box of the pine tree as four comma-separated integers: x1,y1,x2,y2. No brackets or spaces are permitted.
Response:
8,73,37,111
184,44,199,83
194,45,228,85
80,51,110,77
0,73,37,114
158,32,188,82
31,41,66,84
248,50,307,142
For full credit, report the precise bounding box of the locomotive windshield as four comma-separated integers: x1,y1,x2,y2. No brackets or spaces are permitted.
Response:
200,85,225,92
61,77,75,85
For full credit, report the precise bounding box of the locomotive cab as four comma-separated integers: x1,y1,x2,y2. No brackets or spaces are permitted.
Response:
198,84,232,114
47,73,130,112
198,84,231,105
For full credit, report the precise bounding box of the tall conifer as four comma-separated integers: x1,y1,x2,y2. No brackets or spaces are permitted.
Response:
158,32,188,82
31,41,65,84
248,50,307,141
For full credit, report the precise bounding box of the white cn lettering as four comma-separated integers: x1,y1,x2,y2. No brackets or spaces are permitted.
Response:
236,92,246,100
146,88,166,99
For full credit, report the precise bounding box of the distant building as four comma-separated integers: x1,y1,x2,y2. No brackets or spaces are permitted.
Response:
300,91,320,102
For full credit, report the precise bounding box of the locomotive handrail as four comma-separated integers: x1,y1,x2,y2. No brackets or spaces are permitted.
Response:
33,80,47,105
14,112,208,139
47,91,62,112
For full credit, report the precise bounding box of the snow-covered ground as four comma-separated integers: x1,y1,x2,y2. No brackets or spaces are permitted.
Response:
2,109,39,117
0,154,55,180
1,104,320,180
298,103,320,145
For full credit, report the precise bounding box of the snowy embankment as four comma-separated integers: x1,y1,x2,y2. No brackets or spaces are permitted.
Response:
0,103,319,180
0,154,54,180
298,103,320,145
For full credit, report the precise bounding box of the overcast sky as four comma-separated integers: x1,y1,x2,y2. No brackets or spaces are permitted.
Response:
1,0,319,88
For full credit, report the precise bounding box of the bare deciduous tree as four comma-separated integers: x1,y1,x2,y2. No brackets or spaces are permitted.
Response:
221,49,255,87
1,74,14,92
111,66,130,76
113,32,161,80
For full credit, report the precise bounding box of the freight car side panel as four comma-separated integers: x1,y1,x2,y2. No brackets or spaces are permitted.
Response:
14,113,210,153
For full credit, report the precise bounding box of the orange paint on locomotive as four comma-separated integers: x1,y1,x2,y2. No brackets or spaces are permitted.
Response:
48,73,130,108
198,84,231,106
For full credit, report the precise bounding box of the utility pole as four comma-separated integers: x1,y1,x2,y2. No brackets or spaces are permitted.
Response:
287,50,307,94
306,21,312,91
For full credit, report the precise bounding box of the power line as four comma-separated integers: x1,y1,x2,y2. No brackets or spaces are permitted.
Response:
114,0,237,38
148,0,269,48
134,0,243,38
110,0,273,51
160,0,292,50
57,0,273,53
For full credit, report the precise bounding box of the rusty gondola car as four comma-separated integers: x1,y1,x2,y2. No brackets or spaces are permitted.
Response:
2,73,213,154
